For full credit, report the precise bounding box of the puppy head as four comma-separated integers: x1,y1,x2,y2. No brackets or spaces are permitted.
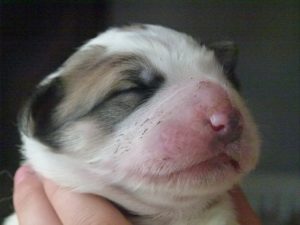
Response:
20,25,260,208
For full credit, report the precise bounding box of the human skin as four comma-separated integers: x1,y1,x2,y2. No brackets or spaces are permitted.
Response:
13,166,132,225
229,187,262,225
13,165,261,225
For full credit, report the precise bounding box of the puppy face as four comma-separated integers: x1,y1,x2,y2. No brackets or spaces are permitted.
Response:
20,25,260,209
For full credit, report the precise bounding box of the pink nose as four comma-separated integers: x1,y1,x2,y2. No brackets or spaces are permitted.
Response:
209,109,242,143
142,80,244,164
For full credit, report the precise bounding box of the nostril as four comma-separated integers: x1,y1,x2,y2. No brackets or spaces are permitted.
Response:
212,124,225,132
209,110,243,143
210,113,228,132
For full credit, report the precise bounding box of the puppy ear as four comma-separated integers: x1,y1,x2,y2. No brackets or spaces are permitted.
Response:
19,77,64,148
19,46,106,149
208,41,238,73
208,41,240,89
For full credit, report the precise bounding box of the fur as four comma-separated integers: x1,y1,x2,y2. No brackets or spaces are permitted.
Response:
4,24,260,225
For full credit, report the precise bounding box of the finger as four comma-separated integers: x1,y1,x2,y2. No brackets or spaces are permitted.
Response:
43,178,132,225
13,166,63,225
230,186,262,225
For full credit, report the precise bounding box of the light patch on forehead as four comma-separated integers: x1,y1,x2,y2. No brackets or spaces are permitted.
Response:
83,25,224,85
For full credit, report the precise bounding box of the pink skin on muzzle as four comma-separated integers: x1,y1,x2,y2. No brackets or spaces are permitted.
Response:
117,81,248,180
148,81,242,161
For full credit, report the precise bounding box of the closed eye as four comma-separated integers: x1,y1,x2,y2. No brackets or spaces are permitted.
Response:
108,85,147,99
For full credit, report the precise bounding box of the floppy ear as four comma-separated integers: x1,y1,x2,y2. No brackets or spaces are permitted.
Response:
18,46,106,149
208,41,240,89
18,77,65,148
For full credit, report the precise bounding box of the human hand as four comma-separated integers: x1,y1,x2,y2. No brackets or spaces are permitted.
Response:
230,186,262,225
13,165,261,225
13,165,132,225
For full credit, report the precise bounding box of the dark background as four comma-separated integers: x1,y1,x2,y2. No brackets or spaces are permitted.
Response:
1,1,299,224
0,2,111,222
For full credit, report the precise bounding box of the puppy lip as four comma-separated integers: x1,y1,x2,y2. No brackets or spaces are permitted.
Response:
136,152,241,183
168,152,241,176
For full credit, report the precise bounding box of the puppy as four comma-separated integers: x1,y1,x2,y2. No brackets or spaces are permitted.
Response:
4,24,260,225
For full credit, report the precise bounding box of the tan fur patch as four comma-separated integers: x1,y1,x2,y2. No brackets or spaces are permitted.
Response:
55,47,151,122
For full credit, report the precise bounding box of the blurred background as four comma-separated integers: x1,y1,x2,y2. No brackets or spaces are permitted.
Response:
1,1,299,224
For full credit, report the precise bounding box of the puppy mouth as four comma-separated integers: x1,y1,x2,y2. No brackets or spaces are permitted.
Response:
167,152,240,177
136,152,241,184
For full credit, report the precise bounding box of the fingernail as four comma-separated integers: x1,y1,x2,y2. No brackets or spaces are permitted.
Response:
14,165,34,184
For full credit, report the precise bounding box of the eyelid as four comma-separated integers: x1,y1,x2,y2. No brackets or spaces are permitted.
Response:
108,80,145,99
117,79,144,92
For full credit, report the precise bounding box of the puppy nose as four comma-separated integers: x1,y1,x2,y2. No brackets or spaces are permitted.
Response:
209,109,242,143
